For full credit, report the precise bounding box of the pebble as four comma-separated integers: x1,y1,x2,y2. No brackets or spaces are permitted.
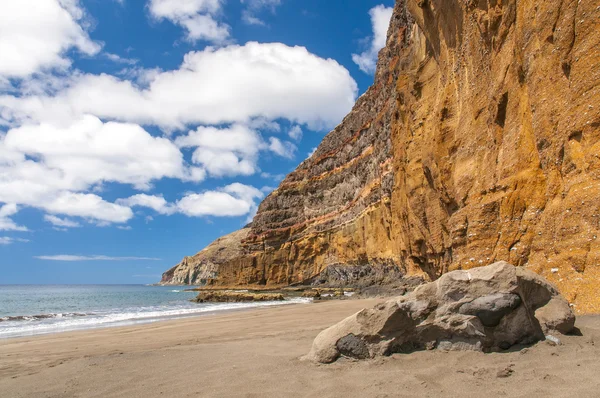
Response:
545,335,561,346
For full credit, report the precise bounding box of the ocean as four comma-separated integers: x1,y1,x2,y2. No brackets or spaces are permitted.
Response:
0,285,309,339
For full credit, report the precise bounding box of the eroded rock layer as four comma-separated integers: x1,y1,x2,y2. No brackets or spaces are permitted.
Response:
163,0,600,313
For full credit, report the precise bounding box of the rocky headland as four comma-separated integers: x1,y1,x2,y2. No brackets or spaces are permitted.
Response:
163,0,600,314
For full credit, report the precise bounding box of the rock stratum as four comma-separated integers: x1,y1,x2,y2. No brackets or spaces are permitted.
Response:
162,0,600,313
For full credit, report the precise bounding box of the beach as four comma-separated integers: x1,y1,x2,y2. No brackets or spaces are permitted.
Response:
1,298,599,398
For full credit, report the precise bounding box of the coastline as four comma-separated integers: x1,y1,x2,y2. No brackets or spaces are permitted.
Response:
1,298,599,397
0,284,311,340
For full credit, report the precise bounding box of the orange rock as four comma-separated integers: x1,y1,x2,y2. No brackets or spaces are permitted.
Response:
163,0,600,314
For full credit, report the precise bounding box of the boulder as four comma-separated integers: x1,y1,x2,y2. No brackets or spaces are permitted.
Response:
306,262,575,363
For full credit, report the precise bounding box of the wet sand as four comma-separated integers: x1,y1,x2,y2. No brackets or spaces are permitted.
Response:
1,298,599,398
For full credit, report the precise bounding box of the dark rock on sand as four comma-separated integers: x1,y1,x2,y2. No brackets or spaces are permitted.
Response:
192,291,285,303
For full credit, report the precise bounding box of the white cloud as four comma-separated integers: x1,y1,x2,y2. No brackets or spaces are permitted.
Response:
34,254,161,261
0,3,360,230
175,123,299,177
240,0,282,26
352,5,393,74
0,43,358,131
0,115,207,224
0,0,101,79
117,194,176,215
176,124,262,177
260,172,285,181
148,0,230,43
288,125,302,141
307,147,317,158
115,184,264,220
44,214,81,228
3,115,196,191
179,14,231,43
0,203,28,232
43,192,133,223
149,0,223,19
268,137,296,159
241,12,266,26
105,53,138,65
176,183,264,217
0,237,30,245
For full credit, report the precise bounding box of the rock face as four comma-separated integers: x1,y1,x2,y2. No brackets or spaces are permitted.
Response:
164,0,600,312
161,228,250,285
306,262,575,363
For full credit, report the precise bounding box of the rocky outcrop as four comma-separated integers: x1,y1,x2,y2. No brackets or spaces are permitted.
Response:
305,262,575,363
164,0,600,313
191,291,285,303
161,228,250,285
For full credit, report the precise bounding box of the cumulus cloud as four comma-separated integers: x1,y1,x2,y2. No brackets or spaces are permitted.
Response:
116,194,176,215
115,183,264,220
352,5,393,74
3,115,198,191
175,124,295,177
0,2,360,231
0,115,206,224
0,0,101,79
35,254,161,261
0,43,358,131
268,137,296,159
148,0,230,43
43,192,133,223
149,0,223,19
0,204,28,232
176,124,262,177
176,183,264,217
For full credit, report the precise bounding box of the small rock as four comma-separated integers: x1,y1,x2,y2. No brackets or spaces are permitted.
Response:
496,366,514,378
545,335,561,346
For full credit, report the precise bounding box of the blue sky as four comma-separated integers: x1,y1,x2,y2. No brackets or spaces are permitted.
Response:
0,0,394,284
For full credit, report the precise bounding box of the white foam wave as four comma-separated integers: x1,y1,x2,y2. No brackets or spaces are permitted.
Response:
0,298,311,339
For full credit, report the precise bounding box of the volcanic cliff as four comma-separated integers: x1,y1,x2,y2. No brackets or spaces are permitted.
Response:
162,0,600,313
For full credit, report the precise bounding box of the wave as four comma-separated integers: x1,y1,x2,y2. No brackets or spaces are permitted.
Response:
0,297,311,339
0,312,91,322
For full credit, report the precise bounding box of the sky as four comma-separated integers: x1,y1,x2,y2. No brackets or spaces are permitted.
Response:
0,0,394,284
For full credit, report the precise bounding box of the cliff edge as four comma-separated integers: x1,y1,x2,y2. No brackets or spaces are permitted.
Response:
162,0,600,313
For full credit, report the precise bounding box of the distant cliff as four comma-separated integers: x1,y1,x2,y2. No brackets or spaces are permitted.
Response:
162,0,600,313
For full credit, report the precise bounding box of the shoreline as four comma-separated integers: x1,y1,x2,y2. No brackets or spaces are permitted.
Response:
0,297,312,340
1,299,599,397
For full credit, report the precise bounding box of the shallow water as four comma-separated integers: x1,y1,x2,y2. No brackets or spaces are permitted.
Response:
0,285,309,338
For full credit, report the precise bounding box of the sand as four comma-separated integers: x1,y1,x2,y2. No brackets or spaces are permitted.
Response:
1,299,599,398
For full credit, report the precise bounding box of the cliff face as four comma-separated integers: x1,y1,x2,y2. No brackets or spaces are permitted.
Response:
163,0,600,313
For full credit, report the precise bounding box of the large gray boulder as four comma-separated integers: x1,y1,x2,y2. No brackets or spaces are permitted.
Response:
306,262,575,363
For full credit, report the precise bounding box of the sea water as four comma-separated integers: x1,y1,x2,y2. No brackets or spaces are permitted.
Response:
0,285,309,339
